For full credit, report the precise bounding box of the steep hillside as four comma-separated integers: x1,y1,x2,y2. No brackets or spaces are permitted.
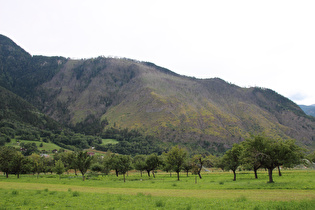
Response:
0,86,109,151
0,86,61,146
1,34,314,153
0,86,61,131
0,34,67,100
37,57,315,152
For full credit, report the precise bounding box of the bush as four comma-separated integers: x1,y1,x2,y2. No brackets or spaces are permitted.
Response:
72,191,80,197
11,190,19,195
155,199,166,207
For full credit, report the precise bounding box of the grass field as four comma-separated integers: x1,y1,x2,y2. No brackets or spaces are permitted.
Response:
101,139,119,145
6,139,63,152
0,170,314,209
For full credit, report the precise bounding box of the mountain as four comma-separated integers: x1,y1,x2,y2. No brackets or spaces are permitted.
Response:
0,86,61,131
0,85,61,147
299,105,315,117
0,85,111,151
1,34,314,153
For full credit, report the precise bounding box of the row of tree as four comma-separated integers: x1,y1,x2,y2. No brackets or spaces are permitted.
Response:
0,135,312,183
219,135,305,182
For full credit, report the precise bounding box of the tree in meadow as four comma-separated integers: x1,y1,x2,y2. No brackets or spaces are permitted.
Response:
133,155,146,177
144,153,160,178
102,151,115,175
11,151,27,178
54,159,65,179
165,146,187,181
241,135,264,179
182,158,193,177
116,155,133,182
110,154,120,177
74,151,93,181
0,147,20,178
221,143,242,181
246,135,304,183
29,153,44,178
191,154,212,179
275,139,304,176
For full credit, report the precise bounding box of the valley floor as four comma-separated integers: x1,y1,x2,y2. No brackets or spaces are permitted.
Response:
0,170,314,209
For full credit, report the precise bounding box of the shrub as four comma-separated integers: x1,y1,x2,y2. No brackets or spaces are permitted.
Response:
235,195,247,202
155,199,166,207
72,191,80,197
11,190,19,195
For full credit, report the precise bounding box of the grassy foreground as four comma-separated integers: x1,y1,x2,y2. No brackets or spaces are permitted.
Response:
0,170,314,209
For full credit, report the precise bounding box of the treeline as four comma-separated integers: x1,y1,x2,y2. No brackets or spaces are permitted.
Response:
95,127,163,155
1,135,313,183
0,112,162,155
0,120,102,151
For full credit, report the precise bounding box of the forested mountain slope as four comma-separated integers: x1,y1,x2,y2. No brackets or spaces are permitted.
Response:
1,34,314,153
0,86,61,131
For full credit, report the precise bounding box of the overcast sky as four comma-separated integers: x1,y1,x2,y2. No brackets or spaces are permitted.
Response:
1,0,315,105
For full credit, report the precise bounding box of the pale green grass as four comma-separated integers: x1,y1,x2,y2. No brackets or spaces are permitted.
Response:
0,187,314,209
0,181,314,201
101,138,118,145
0,170,314,209
2,170,315,190
0,170,315,210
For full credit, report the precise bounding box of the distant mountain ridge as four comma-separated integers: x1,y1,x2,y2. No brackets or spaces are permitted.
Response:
1,34,314,153
299,105,315,117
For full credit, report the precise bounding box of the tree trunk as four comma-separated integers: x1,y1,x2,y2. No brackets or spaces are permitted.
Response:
115,169,119,177
277,166,282,176
152,171,155,178
268,168,274,183
186,171,189,177
232,170,236,181
140,171,142,177
5,172,8,178
17,173,20,179
198,171,202,179
147,170,150,177
177,172,180,181
254,168,258,179
170,172,172,177
123,173,126,182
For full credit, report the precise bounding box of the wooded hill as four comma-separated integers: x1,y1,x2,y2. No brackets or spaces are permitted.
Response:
1,34,314,154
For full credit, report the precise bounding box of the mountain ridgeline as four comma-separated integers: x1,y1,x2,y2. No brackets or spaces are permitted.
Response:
299,105,315,117
0,34,314,154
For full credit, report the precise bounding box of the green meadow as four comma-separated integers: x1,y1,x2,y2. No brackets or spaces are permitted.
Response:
6,139,63,152
101,139,119,145
0,169,314,209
